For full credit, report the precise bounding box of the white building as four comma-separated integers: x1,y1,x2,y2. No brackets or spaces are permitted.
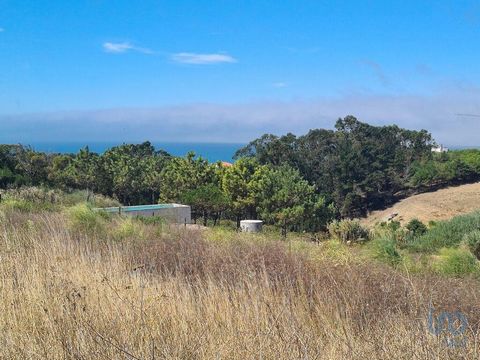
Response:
432,144,449,153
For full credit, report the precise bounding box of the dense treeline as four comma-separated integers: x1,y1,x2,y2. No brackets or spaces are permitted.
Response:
2,116,480,230
409,149,480,188
0,142,333,231
235,116,435,217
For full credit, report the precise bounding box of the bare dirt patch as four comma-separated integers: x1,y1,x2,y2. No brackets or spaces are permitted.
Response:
362,182,480,227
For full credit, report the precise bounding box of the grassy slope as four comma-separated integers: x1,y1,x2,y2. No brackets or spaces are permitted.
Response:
1,205,480,359
363,182,480,226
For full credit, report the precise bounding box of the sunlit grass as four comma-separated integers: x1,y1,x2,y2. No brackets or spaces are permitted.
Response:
1,206,480,358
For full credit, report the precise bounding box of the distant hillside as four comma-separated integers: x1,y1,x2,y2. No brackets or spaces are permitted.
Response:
362,182,480,226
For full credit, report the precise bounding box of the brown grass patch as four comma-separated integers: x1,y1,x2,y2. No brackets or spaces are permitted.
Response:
1,210,480,359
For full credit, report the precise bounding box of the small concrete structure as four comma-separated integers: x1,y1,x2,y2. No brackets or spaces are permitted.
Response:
97,204,191,224
240,220,263,233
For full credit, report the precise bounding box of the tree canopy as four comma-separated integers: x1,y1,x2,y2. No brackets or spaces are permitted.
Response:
2,117,478,231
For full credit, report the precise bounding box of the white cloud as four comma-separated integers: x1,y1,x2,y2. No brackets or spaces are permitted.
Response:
102,42,153,54
172,52,237,64
3,88,480,146
103,42,133,53
272,82,287,88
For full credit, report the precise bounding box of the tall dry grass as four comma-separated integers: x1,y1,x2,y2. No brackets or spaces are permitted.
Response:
1,209,480,359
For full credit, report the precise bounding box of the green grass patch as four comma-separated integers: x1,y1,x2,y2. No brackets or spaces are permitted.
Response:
432,247,479,276
407,211,480,253
1,198,58,212
67,203,108,234
366,235,402,266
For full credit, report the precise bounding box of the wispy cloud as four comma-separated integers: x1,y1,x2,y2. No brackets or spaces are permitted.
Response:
272,82,287,88
102,42,153,55
0,28,4,32
172,52,237,65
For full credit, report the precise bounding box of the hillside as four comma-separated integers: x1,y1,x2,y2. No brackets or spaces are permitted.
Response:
2,200,480,358
363,182,480,226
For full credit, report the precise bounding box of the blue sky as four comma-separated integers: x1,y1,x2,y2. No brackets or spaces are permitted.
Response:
1,1,480,145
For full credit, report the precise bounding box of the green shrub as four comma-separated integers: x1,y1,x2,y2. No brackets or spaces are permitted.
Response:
433,248,478,276
367,236,402,266
0,187,61,212
112,217,144,241
406,218,427,236
463,230,480,260
407,211,480,253
67,204,107,234
372,220,414,248
1,198,57,212
0,187,120,210
2,199,35,212
327,219,369,243
1,186,60,204
386,220,401,232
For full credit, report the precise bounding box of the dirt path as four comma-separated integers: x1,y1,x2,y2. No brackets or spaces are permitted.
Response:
362,182,480,227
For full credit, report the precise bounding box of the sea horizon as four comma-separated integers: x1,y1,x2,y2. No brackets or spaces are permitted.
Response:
20,141,245,163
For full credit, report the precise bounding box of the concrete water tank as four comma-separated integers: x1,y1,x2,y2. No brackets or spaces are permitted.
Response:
240,220,263,233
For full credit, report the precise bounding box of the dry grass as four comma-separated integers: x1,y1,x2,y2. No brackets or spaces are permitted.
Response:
363,182,480,226
1,210,480,359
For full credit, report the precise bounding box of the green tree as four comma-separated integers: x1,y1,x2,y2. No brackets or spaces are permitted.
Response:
221,158,266,227
182,184,229,226
68,147,102,200
47,154,75,188
237,116,435,218
101,142,167,204
15,147,50,186
256,165,332,234
159,152,217,203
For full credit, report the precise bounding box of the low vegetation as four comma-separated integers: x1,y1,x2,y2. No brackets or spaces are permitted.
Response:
1,192,480,358
327,219,370,243
407,211,480,253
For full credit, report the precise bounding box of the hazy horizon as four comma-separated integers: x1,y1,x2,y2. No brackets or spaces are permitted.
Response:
2,1,480,145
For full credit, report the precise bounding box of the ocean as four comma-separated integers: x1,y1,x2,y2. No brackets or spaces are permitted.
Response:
26,142,245,163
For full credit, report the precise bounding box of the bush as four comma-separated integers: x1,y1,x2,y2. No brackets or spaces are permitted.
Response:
0,187,120,209
112,217,144,241
67,203,107,234
367,236,402,266
1,186,60,204
2,199,36,212
0,187,61,211
464,230,480,260
373,220,413,248
406,219,427,237
433,248,479,276
327,219,369,243
407,211,480,253
386,220,401,232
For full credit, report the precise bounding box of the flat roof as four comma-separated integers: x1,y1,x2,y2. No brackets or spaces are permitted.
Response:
97,204,189,213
